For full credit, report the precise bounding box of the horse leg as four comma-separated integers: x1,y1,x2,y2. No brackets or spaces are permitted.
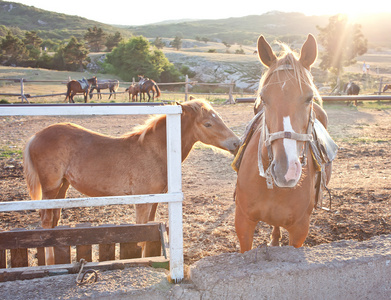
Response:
144,203,161,257
135,203,161,257
40,179,70,264
269,226,281,246
147,91,151,102
235,205,257,253
286,217,310,248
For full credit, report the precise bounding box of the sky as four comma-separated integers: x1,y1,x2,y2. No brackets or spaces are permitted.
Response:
5,0,387,26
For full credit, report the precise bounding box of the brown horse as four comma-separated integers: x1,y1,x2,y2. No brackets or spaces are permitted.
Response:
383,84,391,92
89,79,120,100
125,84,140,102
23,99,239,264
64,77,97,103
234,34,335,252
138,75,161,101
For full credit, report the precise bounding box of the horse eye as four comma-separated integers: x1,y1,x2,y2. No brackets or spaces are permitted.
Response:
204,122,212,128
305,96,313,104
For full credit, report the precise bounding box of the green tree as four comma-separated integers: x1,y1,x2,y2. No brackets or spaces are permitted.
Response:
153,37,165,49
23,30,43,60
84,26,106,52
170,36,182,51
53,37,89,71
104,36,181,82
105,31,123,52
317,14,367,79
0,31,27,65
222,41,231,53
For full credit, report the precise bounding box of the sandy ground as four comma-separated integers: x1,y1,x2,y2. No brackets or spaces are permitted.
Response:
0,102,390,297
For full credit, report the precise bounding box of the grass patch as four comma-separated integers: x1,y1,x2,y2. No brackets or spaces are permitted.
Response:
0,147,23,160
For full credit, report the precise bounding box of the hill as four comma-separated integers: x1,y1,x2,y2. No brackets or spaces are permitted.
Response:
126,12,391,48
1,1,391,48
0,0,131,40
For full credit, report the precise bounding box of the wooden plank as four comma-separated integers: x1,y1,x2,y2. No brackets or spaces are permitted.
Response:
0,224,161,249
0,256,168,282
99,244,115,262
120,242,142,259
75,224,92,262
54,246,71,265
0,250,6,268
10,248,28,268
36,247,45,266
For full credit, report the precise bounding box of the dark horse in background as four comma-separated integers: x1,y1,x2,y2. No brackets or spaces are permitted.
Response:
138,75,161,101
65,77,97,103
343,81,360,105
89,79,120,100
343,81,360,95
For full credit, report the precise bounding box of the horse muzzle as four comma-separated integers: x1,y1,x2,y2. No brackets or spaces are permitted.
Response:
270,158,302,188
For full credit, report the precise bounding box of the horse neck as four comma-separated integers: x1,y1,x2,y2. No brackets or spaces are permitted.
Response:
180,115,198,161
134,116,197,163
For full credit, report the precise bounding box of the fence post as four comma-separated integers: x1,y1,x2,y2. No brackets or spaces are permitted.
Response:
166,113,184,282
228,81,234,104
20,78,29,103
185,75,189,102
378,77,383,95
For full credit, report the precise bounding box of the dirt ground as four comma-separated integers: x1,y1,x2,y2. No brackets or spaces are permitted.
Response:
0,102,390,267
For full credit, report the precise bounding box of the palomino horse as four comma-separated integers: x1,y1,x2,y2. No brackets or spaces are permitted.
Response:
138,75,161,101
125,84,140,102
64,77,97,103
234,34,334,252
24,99,239,264
89,79,120,100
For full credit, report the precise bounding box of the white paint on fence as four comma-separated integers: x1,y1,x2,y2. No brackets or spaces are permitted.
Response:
0,103,184,282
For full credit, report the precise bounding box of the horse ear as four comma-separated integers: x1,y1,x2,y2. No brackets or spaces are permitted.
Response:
299,34,317,70
257,35,277,68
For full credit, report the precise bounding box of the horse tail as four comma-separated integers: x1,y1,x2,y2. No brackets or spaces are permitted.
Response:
153,82,161,98
64,82,71,102
23,136,42,200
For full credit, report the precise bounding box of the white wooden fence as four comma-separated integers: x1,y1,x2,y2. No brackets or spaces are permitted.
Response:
0,103,185,282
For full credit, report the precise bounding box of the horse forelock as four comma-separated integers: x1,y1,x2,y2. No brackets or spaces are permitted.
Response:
259,45,322,106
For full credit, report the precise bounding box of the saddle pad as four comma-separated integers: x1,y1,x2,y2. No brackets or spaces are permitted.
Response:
78,78,89,90
313,119,338,163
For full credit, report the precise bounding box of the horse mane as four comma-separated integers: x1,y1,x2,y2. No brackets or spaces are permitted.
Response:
122,114,166,143
259,42,322,105
122,99,213,143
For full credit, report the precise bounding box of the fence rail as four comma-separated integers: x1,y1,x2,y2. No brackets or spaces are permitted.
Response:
0,75,236,103
0,103,184,282
236,95,391,103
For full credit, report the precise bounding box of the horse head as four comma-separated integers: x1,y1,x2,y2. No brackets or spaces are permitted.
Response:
257,34,319,188
178,100,239,155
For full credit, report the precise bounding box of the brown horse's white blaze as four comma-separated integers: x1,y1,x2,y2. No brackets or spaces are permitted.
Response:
235,34,333,252
23,99,239,264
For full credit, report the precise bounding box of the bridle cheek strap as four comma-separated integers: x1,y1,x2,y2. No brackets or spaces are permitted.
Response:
258,107,315,189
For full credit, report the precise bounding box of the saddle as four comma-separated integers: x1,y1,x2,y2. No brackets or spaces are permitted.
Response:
232,109,338,208
78,78,89,90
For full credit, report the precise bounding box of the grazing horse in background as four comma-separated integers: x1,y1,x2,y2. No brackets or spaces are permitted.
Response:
383,84,391,92
125,84,140,102
344,81,360,95
234,34,336,252
64,77,97,103
343,81,360,105
89,79,120,100
138,75,161,101
23,99,240,264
